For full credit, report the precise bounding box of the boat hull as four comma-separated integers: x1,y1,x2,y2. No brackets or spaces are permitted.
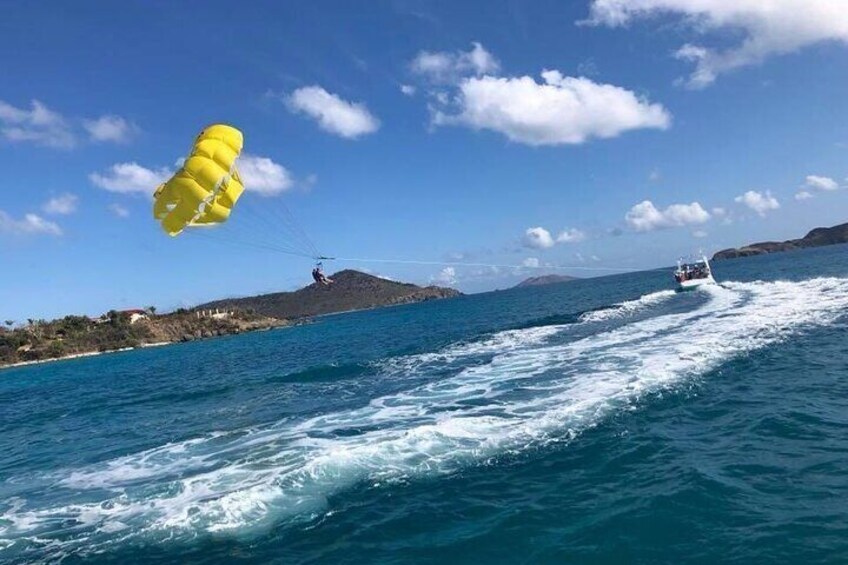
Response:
677,275,716,291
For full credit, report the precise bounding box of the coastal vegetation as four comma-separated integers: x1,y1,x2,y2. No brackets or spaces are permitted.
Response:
0,270,460,368
0,309,286,367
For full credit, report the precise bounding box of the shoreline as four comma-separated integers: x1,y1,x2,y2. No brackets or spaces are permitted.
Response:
0,323,298,372
0,347,137,371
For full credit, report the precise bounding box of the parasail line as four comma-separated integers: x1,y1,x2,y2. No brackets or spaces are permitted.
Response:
329,256,634,272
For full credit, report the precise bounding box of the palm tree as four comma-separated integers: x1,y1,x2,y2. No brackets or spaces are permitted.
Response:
4,320,13,328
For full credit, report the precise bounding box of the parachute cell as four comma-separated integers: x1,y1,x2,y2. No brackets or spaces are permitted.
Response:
153,124,244,236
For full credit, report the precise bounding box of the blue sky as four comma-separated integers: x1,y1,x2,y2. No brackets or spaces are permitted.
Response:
2,0,847,320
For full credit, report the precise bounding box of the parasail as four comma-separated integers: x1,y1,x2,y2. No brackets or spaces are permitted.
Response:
153,124,245,236
147,125,628,279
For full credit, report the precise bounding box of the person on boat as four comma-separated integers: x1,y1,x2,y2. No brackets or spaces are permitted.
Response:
312,264,333,286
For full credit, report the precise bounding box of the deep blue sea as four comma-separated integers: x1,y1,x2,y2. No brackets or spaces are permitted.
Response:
3,245,848,563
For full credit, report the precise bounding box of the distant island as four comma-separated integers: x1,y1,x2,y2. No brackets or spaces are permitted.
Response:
198,269,461,319
713,221,848,260
514,274,580,288
0,270,460,368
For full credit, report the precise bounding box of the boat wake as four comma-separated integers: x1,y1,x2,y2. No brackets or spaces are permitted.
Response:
3,277,848,559
579,289,677,322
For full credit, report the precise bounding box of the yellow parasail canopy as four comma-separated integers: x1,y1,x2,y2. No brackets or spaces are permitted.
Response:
153,124,245,236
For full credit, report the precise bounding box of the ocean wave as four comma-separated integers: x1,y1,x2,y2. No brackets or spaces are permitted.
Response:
579,289,677,323
268,362,372,384
4,278,848,559
373,323,568,378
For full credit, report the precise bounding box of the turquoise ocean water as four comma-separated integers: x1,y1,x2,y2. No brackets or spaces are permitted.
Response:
2,245,848,563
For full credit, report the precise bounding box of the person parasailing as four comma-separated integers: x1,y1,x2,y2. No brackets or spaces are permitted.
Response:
312,262,333,286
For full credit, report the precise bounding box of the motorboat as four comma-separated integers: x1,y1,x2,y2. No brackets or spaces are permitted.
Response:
674,255,716,290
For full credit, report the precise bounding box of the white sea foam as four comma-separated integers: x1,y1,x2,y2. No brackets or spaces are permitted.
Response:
579,289,677,322
4,278,848,556
374,323,567,376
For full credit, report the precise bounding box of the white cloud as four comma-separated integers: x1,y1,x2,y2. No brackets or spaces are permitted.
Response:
43,193,78,215
523,257,540,268
735,190,780,216
108,203,130,218
625,200,710,231
91,156,296,198
523,227,556,249
411,42,500,83
238,154,294,196
803,174,839,192
433,70,670,145
583,0,848,88
0,210,62,236
0,99,75,148
287,86,380,139
0,100,136,148
400,84,417,96
431,266,457,286
556,228,586,243
795,190,814,201
692,229,708,238
649,168,662,182
83,115,137,143
90,162,172,195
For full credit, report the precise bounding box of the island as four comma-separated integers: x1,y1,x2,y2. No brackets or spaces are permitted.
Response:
0,308,287,368
513,274,580,288
197,269,461,319
713,221,848,260
0,270,460,368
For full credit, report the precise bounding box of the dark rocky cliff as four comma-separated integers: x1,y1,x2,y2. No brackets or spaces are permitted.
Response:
713,222,848,260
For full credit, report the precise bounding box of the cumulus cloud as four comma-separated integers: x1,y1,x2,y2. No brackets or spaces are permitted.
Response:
287,86,380,139
91,155,296,198
794,175,839,201
411,42,500,83
523,257,540,268
433,70,670,145
583,0,848,88
0,210,62,236
108,203,130,218
0,99,75,148
0,100,137,148
400,84,417,96
523,227,556,249
83,115,138,143
804,175,839,191
43,193,78,215
89,162,172,195
625,200,710,231
431,266,458,286
735,190,780,216
692,229,708,238
556,228,586,243
238,154,294,196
